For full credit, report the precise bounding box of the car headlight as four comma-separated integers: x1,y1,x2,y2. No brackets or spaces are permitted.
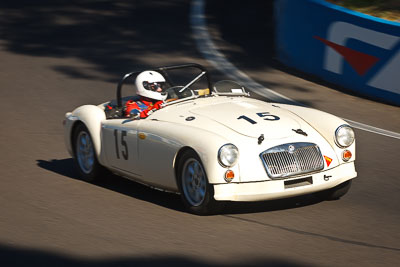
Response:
218,144,239,167
335,125,355,148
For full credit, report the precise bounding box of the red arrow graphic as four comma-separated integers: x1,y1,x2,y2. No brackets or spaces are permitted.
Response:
314,36,380,76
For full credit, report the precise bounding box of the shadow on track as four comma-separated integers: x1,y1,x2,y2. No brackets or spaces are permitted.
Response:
36,158,185,213
37,158,324,216
0,0,199,82
0,243,309,267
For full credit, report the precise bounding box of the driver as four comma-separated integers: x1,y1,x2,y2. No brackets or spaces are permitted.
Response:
125,71,168,119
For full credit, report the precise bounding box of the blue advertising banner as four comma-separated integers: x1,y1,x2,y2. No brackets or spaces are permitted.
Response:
275,0,400,105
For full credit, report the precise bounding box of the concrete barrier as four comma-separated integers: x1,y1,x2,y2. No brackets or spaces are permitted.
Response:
275,0,400,106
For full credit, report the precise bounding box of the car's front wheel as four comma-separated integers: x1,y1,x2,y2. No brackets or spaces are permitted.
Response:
73,123,105,182
177,150,223,215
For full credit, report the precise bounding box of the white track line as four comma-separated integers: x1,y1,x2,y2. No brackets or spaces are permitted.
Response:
345,119,400,139
190,0,400,140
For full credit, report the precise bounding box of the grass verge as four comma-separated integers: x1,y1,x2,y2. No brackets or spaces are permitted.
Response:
326,0,400,22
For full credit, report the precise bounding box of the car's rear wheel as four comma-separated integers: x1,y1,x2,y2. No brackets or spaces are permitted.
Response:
177,150,222,215
73,123,105,182
317,180,352,201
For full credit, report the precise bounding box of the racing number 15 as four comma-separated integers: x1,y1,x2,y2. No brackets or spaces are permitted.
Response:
238,112,280,124
114,129,128,160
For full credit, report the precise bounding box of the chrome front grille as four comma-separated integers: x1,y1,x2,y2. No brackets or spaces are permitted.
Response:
260,143,324,179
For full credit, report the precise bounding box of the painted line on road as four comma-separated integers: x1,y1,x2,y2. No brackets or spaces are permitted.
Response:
190,0,400,140
344,119,400,139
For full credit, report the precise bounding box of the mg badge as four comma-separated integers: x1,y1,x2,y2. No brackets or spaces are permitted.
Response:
288,145,295,153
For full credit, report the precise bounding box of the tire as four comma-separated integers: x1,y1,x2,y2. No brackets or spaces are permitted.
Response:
72,123,105,182
177,150,223,215
317,180,352,201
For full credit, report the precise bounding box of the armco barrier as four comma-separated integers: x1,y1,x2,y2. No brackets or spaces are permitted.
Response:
275,0,400,106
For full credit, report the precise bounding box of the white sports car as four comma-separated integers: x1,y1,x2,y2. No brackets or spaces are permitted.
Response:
63,63,357,215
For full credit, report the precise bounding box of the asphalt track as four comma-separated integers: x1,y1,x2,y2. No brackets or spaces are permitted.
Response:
0,1,399,266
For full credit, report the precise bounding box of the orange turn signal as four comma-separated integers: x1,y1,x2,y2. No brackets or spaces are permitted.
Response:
224,170,235,183
342,150,352,162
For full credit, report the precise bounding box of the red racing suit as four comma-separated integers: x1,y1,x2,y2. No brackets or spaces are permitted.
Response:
124,97,163,119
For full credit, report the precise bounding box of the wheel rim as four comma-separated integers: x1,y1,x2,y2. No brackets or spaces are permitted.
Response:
182,158,207,206
76,131,95,174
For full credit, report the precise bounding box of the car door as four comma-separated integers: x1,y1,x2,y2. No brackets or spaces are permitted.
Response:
101,119,142,178
136,119,181,190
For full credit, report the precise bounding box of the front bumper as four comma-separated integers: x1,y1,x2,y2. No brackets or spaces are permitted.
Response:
213,162,356,201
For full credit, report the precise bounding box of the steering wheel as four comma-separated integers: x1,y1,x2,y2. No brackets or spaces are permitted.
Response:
166,86,193,100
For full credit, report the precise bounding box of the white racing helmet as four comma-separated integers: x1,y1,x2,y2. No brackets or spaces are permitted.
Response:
135,71,168,101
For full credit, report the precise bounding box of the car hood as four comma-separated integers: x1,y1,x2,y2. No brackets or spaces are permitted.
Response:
188,98,303,139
